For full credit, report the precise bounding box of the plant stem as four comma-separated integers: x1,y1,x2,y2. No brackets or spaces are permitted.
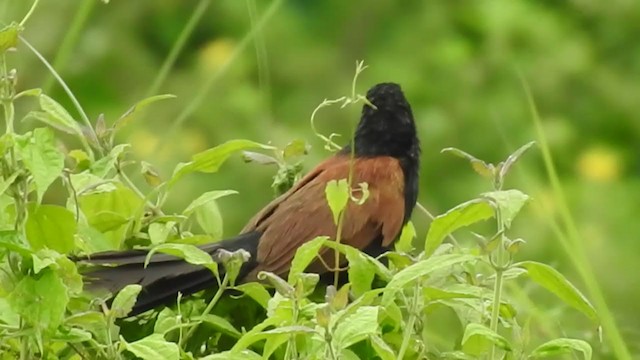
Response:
489,207,506,359
521,75,632,359
181,274,229,347
286,297,299,360
0,55,26,234
1,56,14,134
333,207,347,287
19,0,40,27
19,36,101,158
397,282,421,360
42,0,95,93
115,161,163,216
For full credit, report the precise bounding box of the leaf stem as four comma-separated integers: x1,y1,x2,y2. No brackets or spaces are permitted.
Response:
19,0,40,27
115,160,163,216
19,36,100,159
42,0,95,93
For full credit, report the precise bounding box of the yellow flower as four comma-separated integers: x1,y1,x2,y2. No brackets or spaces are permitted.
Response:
576,146,621,182
198,38,235,74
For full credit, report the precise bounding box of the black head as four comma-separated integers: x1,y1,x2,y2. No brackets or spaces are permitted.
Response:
344,83,420,160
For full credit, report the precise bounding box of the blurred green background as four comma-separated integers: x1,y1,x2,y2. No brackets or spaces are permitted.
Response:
2,0,639,356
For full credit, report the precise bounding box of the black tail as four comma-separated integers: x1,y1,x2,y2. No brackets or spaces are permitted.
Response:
78,232,261,316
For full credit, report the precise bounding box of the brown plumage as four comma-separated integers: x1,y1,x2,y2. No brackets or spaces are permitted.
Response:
243,155,406,279
77,82,421,315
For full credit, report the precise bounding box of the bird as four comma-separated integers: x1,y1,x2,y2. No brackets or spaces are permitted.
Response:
79,82,421,316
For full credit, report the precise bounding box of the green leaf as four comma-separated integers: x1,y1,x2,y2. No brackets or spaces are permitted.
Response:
344,248,377,296
124,333,179,360
90,144,130,178
140,161,162,186
439,351,476,359
518,261,598,322
8,269,68,331
16,128,65,203
0,172,19,197
287,236,328,284
233,283,272,309
0,132,14,156
183,190,238,216
321,240,393,289
423,283,489,301
146,243,217,273
263,333,290,359
16,88,43,98
195,200,224,240
170,234,213,246
154,308,178,334
78,184,144,250
482,189,530,229
262,325,317,335
64,311,111,344
114,94,176,131
333,306,379,348
529,338,592,359
282,139,308,159
499,141,536,181
242,151,279,165
442,147,495,178
51,328,92,343
68,149,91,171
425,199,494,256
330,283,350,311
148,221,174,245
461,323,512,356
170,139,273,187
0,231,32,257
110,284,142,318
88,211,129,232
259,272,294,297
201,350,262,360
26,204,76,253
25,111,76,136
395,221,416,253
75,222,115,253
53,255,83,294
371,335,396,360
0,22,22,53
38,95,83,135
197,313,242,338
0,298,19,327
69,171,116,194
382,254,476,305
232,324,316,353
32,249,83,294
325,179,349,224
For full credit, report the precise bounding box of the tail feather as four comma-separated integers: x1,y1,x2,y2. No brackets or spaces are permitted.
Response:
78,232,261,316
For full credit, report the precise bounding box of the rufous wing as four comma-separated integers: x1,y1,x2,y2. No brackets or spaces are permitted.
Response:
241,155,406,280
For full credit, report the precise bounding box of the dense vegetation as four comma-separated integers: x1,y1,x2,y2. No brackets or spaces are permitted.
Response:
1,0,638,359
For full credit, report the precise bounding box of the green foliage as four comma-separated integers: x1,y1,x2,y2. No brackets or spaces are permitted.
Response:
0,2,611,359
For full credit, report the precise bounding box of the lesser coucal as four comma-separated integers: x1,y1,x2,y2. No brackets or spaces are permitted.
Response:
80,82,420,315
